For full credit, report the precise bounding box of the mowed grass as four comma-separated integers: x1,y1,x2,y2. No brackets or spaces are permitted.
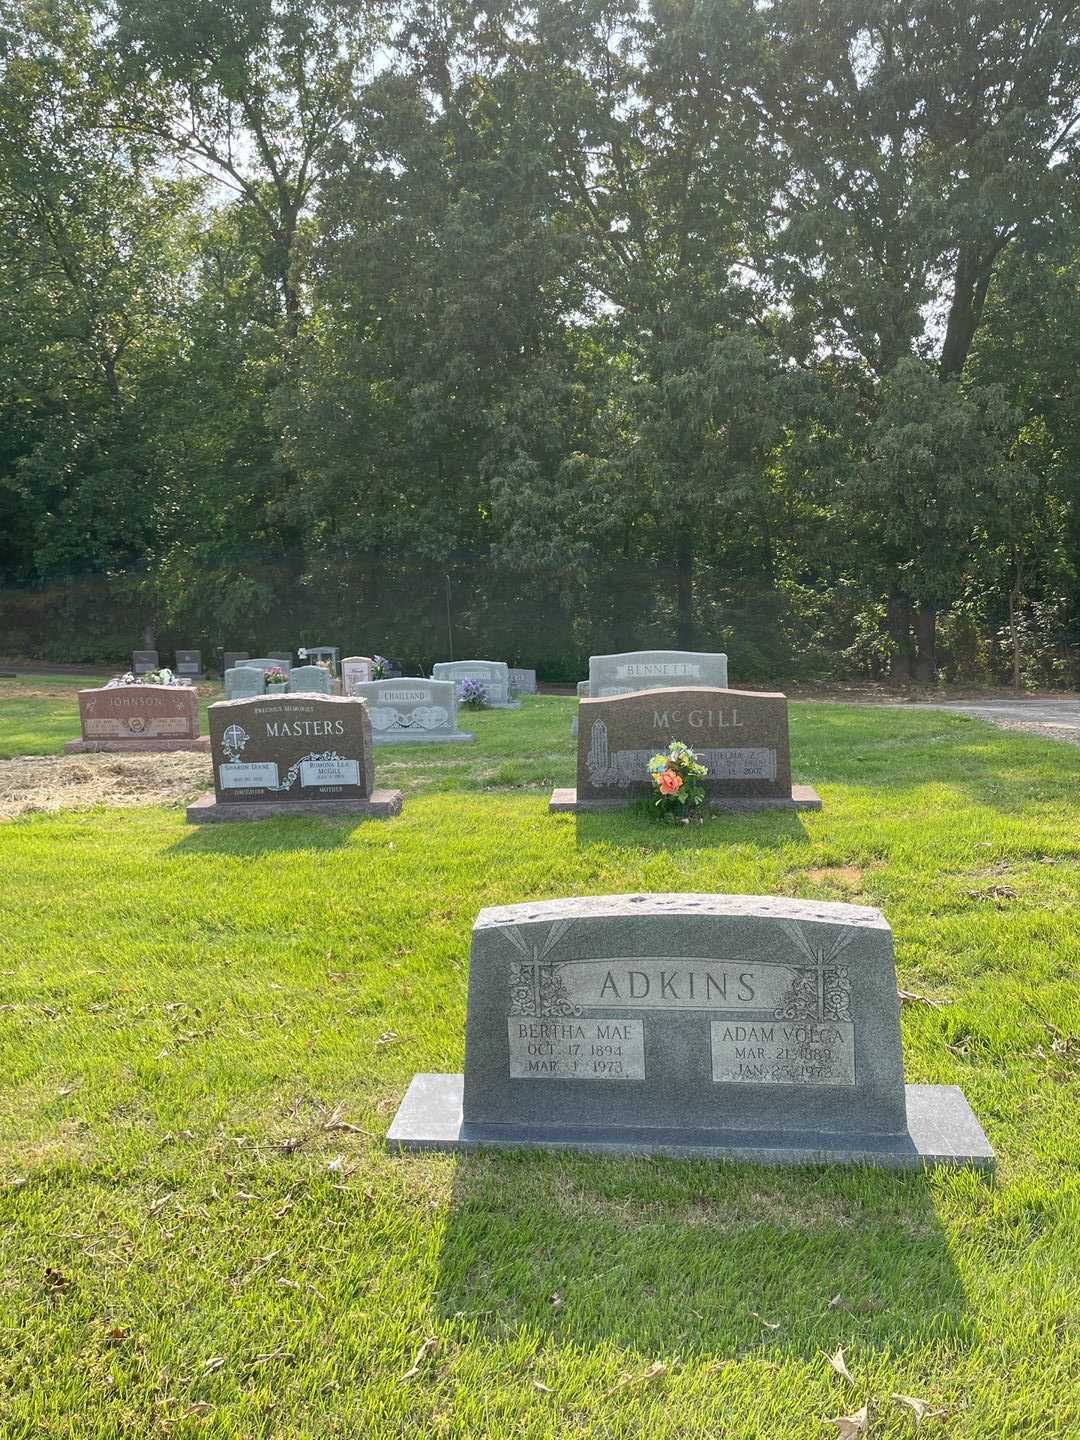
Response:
1,689,1079,1437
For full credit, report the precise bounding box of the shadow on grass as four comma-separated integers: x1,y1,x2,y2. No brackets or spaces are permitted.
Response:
573,802,813,852
433,1150,973,1357
167,816,360,856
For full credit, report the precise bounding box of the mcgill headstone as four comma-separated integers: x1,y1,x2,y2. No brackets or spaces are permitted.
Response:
65,684,208,754
224,665,265,701
551,687,821,813
288,664,333,695
509,667,538,695
132,650,159,676
432,660,519,709
352,678,474,744
341,656,373,694
187,693,401,822
388,893,994,1168
175,648,204,679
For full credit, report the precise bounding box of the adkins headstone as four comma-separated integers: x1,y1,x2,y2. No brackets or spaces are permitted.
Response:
432,660,519,708
388,893,994,1168
175,649,203,679
65,684,208,753
132,650,158,676
551,687,821,813
187,693,401,822
352,678,473,744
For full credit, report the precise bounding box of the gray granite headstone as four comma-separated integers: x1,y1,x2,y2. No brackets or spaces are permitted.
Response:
509,667,538,694
572,650,730,736
187,693,401,822
387,894,994,1169
175,648,203,678
552,687,820,812
269,652,293,667
240,657,291,675
351,678,473,744
432,659,519,708
223,651,249,673
224,665,265,701
132,650,158,676
288,664,333,695
302,645,339,673
341,656,373,694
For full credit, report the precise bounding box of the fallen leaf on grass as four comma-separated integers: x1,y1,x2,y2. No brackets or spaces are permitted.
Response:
377,1030,407,1046
43,1267,72,1294
825,1346,855,1382
892,1393,946,1424
397,1337,438,1384
604,1360,668,1396
202,1356,225,1373
897,990,946,1009
104,1326,129,1343
749,1311,781,1330
249,1349,293,1366
532,1379,553,1393
550,1292,564,1311
826,1403,869,1437
186,1401,214,1416
57,1084,80,1097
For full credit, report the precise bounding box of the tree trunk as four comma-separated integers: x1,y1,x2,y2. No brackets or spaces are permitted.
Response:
676,537,693,648
143,618,155,648
886,592,914,682
913,604,937,683
1008,587,1022,688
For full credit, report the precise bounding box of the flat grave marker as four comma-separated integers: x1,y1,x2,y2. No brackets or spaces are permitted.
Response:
388,893,994,1169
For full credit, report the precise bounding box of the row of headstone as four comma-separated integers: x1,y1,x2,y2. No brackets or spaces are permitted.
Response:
388,891,994,1170
186,693,402,822
132,649,204,678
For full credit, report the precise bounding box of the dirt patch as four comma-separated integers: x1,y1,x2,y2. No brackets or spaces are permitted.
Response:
0,752,212,820
805,866,864,888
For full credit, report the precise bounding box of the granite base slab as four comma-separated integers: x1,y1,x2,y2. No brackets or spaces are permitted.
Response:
387,1074,994,1170
548,784,822,814
186,788,403,822
64,736,211,754
373,731,474,745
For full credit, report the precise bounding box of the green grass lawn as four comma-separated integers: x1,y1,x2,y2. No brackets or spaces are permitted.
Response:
1,689,1079,1437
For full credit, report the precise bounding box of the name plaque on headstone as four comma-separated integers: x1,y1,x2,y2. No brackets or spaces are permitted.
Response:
65,683,208,753
388,894,994,1169
350,677,473,744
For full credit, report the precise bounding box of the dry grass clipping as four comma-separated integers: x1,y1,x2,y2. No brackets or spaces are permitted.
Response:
0,752,212,820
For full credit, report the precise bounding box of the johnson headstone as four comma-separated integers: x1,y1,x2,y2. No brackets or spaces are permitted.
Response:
65,683,208,753
552,687,821,813
352,678,473,744
187,693,402,822
432,660,519,708
388,893,993,1168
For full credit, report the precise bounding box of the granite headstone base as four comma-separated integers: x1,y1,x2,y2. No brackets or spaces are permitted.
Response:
387,1074,994,1169
186,787,402,822
373,730,474,745
64,735,211,754
548,784,822,814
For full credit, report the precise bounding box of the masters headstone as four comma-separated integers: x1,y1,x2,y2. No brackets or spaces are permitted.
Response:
352,678,473,744
341,656,373,694
187,693,401,822
224,665,265,701
552,687,820,813
388,893,993,1168
432,659,519,709
175,648,203,679
288,664,333,695
65,683,208,753
132,649,159,676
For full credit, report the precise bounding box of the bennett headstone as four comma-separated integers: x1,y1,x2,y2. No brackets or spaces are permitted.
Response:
509,667,538,695
552,687,820,813
388,893,994,1168
341,656,373,694
224,665,265,701
175,648,203,679
65,683,208,753
187,693,401,822
132,650,158,676
288,664,333,695
432,659,519,708
352,677,473,744
572,649,730,735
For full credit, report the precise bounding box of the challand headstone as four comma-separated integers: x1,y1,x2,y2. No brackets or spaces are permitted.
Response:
341,656,373,694
509,667,538,695
175,648,204,679
352,678,474,744
432,659,520,709
388,893,994,1169
132,650,159,676
551,687,821,813
65,684,208,754
288,664,333,695
223,650,249,673
224,665,265,701
239,657,291,675
187,693,402,822
572,649,729,735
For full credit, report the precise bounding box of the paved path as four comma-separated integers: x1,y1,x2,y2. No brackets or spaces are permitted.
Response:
896,698,1080,746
